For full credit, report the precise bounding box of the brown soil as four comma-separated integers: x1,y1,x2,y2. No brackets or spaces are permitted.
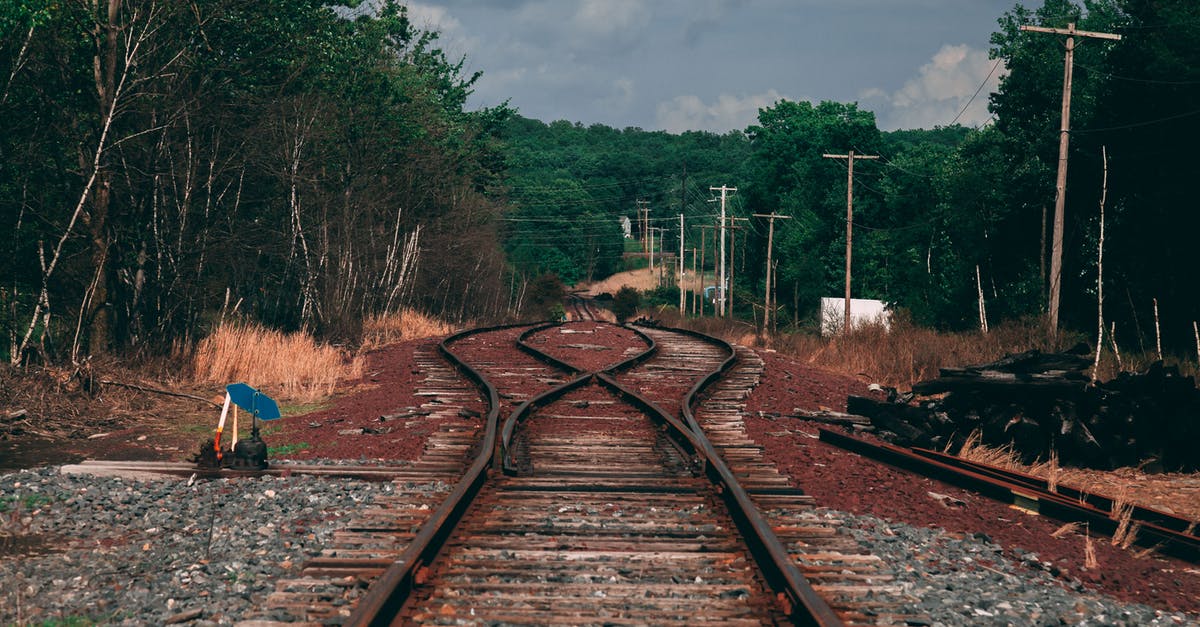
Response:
1,359,226,468
524,322,648,372
3,329,1197,615
262,338,479,461
743,346,1200,615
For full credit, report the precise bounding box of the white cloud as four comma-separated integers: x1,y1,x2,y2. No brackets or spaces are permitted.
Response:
405,2,463,34
573,0,649,37
404,2,481,58
865,44,1006,131
655,89,789,133
603,77,636,111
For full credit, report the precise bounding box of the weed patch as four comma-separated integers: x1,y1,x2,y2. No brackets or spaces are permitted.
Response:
361,309,455,350
267,442,310,456
191,323,362,403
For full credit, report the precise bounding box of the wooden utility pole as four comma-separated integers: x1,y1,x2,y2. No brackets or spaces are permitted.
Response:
636,199,650,256
728,218,748,318
709,186,736,316
679,214,685,312
690,247,698,315
650,227,667,287
648,223,655,273
754,213,792,334
1020,22,1121,337
699,225,712,316
823,150,878,333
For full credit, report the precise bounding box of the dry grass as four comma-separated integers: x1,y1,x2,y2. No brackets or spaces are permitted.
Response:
659,304,1197,389
658,312,1062,389
954,431,1200,538
956,430,1021,468
191,322,363,402
1051,522,1082,538
1047,449,1061,494
770,316,1063,389
1085,529,1099,569
580,268,662,296
361,309,456,351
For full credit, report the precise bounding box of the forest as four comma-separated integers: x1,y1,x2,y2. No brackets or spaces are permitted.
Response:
2,0,1199,365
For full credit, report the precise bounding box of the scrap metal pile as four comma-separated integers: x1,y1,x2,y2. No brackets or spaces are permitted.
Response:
849,348,1200,471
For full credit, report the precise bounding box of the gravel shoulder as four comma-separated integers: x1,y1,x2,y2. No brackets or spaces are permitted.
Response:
2,333,1198,625
745,347,1200,621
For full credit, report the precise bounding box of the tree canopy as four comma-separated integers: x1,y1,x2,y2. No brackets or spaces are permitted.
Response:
3,0,1197,364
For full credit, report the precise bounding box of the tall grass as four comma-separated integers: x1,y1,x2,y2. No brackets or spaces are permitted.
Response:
654,305,1198,388
779,317,1067,388
661,311,1061,388
360,309,456,351
192,323,363,402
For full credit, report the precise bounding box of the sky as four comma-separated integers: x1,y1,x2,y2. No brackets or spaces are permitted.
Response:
358,0,1019,133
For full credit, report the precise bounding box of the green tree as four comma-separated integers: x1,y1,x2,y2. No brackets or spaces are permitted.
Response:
612,286,640,323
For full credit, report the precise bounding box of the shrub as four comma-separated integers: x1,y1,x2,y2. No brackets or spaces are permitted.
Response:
612,286,640,323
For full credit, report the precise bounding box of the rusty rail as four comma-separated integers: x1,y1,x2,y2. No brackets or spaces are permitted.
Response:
820,428,1200,563
350,322,845,626
667,325,845,626
345,323,527,627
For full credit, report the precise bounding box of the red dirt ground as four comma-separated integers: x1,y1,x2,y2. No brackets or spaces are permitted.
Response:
743,349,1200,614
267,337,482,461
524,322,648,372
20,328,1193,614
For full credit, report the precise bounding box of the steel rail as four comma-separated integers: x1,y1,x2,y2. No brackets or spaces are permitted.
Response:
910,446,1200,535
351,321,844,626
506,322,700,474
345,323,530,627
516,322,586,374
820,428,1200,564
663,325,845,626
499,372,594,475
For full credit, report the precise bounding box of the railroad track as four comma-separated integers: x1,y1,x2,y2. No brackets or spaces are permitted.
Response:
239,321,916,625
567,294,598,321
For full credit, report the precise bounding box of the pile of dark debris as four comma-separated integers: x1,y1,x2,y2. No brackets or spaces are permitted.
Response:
841,346,1200,472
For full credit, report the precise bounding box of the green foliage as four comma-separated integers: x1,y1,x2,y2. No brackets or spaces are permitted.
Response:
523,273,567,321
267,442,310,456
0,0,514,362
499,116,752,290
4,0,1197,358
612,286,640,323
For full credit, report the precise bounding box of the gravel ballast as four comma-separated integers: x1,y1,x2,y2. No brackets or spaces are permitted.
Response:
0,465,395,626
834,509,1197,626
2,464,1196,626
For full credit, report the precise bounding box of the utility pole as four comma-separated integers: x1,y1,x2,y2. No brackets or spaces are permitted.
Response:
648,222,655,273
636,199,650,256
729,217,748,318
1020,23,1121,337
650,227,667,288
754,213,792,334
679,214,685,312
823,150,878,334
690,247,698,315
698,225,710,316
709,185,736,316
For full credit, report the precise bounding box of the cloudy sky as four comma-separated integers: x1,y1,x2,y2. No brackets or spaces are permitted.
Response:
371,0,1016,133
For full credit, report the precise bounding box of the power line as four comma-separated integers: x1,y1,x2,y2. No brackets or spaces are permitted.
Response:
1073,107,1200,133
950,58,1005,127
1073,60,1200,85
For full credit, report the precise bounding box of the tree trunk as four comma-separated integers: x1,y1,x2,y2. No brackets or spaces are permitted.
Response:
84,0,123,356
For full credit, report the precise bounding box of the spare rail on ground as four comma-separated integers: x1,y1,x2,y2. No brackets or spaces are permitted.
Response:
819,428,1200,563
